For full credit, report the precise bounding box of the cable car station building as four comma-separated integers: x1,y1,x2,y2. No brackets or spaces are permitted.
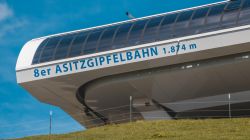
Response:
16,0,250,127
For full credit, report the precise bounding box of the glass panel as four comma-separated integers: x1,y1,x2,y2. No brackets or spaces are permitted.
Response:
222,0,242,27
158,13,178,41
208,4,225,16
32,39,49,64
225,0,242,11
204,4,226,31
192,7,209,20
98,26,117,52
112,23,133,49
39,37,61,63
161,13,177,26
68,32,88,57
243,0,250,8
127,19,148,46
54,34,75,60
189,7,209,34
238,0,250,25
83,29,104,55
177,10,193,22
142,16,163,43
174,10,194,37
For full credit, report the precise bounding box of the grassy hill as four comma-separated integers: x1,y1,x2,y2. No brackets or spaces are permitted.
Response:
16,118,250,140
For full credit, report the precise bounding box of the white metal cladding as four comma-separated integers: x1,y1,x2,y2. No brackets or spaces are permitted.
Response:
16,38,45,70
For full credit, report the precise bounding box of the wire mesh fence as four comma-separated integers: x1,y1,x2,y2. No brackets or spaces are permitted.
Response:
1,99,250,139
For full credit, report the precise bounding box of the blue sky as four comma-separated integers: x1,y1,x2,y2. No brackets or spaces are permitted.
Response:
0,0,221,139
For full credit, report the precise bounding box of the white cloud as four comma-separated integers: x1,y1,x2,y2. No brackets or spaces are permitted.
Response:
0,2,13,21
0,18,27,39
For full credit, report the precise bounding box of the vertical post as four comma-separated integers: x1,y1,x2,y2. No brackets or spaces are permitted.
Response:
228,93,231,119
176,41,180,55
49,110,53,139
130,96,132,122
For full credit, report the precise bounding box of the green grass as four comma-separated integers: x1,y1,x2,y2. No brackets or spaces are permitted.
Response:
16,118,250,140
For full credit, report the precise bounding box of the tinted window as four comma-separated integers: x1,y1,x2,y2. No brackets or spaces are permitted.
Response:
127,19,148,46
39,37,61,63
142,16,163,43
225,0,241,12
32,39,49,64
222,1,242,27
112,23,133,49
98,26,117,52
83,29,104,55
33,1,250,65
158,14,178,40
68,32,88,57
177,10,193,22
161,14,177,26
54,35,74,60
242,0,250,8
238,0,250,25
208,4,225,16
205,4,226,31
174,10,194,37
190,7,209,30
192,7,209,20
175,10,194,30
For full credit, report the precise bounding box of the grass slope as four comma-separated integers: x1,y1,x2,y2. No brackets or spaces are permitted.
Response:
16,118,250,140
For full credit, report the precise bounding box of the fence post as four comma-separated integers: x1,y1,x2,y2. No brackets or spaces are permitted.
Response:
49,110,53,140
130,96,133,122
228,93,231,119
